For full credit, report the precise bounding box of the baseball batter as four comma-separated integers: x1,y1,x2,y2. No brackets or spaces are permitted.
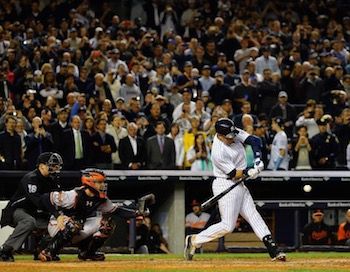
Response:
184,118,286,261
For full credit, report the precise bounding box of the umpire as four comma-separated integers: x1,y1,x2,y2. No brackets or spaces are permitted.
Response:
0,152,63,262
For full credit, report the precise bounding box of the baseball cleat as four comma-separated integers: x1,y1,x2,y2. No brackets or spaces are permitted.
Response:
184,235,196,261
78,251,105,261
272,251,286,262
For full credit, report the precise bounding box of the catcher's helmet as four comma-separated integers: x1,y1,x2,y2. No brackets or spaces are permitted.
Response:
37,152,63,175
215,118,239,138
81,168,107,199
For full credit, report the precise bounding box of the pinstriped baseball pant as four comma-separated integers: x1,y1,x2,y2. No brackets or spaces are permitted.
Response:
194,178,271,246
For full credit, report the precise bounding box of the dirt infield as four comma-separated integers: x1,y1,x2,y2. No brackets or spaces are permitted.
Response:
1,253,350,272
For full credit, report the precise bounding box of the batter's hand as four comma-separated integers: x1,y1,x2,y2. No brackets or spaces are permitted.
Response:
254,158,264,173
247,168,259,179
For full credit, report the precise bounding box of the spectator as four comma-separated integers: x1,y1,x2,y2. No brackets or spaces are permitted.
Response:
347,141,350,170
186,133,212,171
232,69,258,113
185,199,210,236
199,65,215,93
149,223,171,254
90,118,117,169
172,88,195,122
25,117,54,170
48,108,69,151
146,121,175,170
192,98,211,128
302,209,332,245
291,125,312,170
267,116,289,170
224,60,241,89
144,102,171,139
208,70,233,106
83,115,96,136
295,105,319,139
106,114,128,169
253,123,269,168
0,115,22,170
233,101,258,129
337,209,350,246
255,47,280,76
120,74,143,106
61,115,91,170
167,123,185,169
270,91,297,138
257,68,280,115
118,122,146,170
333,108,350,169
310,118,339,170
134,216,150,254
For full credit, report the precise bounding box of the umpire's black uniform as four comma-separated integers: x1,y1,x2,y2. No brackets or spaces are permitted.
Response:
0,152,62,261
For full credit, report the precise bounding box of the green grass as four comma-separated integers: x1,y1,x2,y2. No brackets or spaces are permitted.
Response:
13,251,350,260
4,252,350,272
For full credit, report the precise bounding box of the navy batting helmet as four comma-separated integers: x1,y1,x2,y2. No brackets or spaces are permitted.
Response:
215,118,239,138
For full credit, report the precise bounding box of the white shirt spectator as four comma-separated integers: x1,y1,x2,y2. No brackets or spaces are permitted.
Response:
267,130,289,170
172,101,196,122
295,116,319,139
255,55,280,76
167,132,185,168
199,76,215,92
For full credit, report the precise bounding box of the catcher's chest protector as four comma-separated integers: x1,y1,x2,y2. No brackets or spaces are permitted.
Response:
64,189,106,220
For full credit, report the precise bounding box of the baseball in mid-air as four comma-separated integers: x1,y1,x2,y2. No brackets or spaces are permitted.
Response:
303,184,312,193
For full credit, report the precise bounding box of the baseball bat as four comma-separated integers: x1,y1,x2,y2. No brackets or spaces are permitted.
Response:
201,176,247,211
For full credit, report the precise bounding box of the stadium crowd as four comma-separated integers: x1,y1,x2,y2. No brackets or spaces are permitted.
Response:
0,0,349,171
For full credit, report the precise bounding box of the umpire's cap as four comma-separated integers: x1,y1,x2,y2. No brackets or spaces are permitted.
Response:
215,118,239,138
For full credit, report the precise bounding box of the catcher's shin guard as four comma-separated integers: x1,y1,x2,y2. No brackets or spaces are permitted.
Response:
262,235,286,261
39,219,81,261
78,236,106,261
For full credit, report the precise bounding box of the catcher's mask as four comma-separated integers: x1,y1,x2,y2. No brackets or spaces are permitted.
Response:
81,168,107,199
37,152,63,177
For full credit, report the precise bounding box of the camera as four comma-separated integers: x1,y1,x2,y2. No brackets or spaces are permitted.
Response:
307,111,315,118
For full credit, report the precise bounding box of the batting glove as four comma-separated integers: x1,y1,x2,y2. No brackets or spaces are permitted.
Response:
247,168,259,179
254,158,264,173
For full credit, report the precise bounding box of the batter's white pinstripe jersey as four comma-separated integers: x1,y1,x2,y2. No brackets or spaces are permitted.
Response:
211,128,249,178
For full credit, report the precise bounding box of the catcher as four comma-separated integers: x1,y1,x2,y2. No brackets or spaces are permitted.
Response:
38,168,154,261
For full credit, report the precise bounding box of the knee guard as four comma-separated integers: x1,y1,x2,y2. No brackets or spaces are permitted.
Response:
98,217,116,238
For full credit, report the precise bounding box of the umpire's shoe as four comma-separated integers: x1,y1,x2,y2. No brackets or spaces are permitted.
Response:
0,246,14,262
78,251,105,261
184,235,197,261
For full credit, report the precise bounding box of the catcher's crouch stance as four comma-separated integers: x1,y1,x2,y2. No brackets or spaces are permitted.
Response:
38,168,149,261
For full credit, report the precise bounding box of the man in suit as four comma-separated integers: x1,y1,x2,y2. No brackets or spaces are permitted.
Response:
25,117,54,170
119,122,146,170
61,115,91,170
91,118,117,169
48,108,70,152
0,115,22,170
146,121,175,170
